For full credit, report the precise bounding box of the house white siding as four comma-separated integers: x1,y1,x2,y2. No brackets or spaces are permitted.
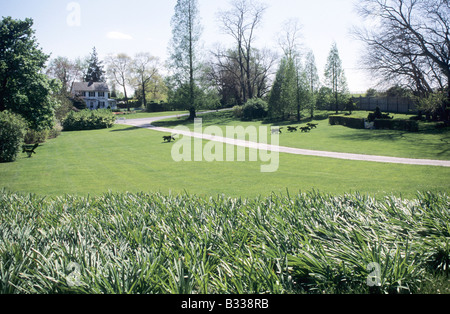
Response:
71,82,117,110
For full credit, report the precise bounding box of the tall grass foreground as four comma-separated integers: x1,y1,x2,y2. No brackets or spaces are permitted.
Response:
0,189,448,294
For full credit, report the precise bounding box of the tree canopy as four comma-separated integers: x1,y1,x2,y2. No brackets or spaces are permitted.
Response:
0,17,59,130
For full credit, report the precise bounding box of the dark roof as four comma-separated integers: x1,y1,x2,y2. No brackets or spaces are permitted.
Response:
71,82,110,92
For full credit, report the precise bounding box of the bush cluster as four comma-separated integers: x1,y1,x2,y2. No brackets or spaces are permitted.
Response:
234,98,268,121
367,107,419,132
23,129,49,145
367,107,393,122
146,101,172,113
0,111,27,162
62,110,116,131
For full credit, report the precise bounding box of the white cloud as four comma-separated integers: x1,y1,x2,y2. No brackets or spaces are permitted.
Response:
107,32,133,40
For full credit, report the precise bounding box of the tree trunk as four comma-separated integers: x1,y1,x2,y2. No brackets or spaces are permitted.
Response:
142,81,147,109
188,1,196,120
123,80,129,112
238,45,247,104
189,107,196,120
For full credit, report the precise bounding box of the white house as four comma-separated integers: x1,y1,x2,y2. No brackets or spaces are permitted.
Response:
71,82,117,110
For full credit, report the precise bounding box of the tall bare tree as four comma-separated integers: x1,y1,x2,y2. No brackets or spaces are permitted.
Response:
304,50,320,118
106,53,132,110
278,18,305,121
354,0,449,120
130,53,160,109
208,45,276,107
47,56,86,93
277,18,303,60
218,0,267,103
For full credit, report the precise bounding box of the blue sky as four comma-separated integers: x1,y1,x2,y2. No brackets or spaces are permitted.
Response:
1,0,373,92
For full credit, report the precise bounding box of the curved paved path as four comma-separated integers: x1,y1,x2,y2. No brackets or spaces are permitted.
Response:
116,112,450,168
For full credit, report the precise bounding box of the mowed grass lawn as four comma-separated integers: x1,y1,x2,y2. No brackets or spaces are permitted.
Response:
1,112,449,199
153,110,450,160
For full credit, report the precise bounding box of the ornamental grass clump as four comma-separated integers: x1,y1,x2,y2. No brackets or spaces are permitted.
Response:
0,189,448,294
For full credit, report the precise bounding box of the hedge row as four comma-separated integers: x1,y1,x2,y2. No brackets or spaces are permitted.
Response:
329,115,419,132
329,115,365,129
62,110,116,131
374,119,419,132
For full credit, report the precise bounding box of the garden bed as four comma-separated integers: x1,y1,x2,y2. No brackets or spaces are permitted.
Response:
0,189,448,294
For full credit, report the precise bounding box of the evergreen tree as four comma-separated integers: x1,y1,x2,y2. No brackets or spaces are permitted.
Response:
280,57,297,119
324,42,348,113
268,58,287,119
84,47,105,82
269,56,303,120
168,0,202,119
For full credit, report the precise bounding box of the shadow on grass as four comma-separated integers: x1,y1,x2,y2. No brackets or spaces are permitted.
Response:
152,111,236,128
330,128,450,159
110,126,142,132
261,112,333,125
330,129,407,142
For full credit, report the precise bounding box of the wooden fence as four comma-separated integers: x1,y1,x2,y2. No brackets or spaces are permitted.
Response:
352,96,418,114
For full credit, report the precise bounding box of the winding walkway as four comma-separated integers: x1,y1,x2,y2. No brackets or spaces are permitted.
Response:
116,112,450,168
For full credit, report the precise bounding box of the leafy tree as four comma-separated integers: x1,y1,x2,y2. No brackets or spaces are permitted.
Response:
0,110,27,162
280,57,298,119
269,56,310,121
324,42,348,113
0,17,59,130
316,86,334,110
366,88,378,98
382,85,412,98
84,47,105,83
70,95,87,111
168,0,202,119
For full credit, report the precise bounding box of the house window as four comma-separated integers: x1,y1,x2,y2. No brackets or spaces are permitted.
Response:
89,92,96,97
98,92,105,97
99,102,105,108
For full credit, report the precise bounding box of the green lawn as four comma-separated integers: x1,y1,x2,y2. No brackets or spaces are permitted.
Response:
114,110,189,120
2,110,448,296
153,110,450,160
0,116,449,199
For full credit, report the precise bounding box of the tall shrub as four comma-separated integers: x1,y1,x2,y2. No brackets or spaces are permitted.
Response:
0,111,27,162
242,98,268,121
62,110,116,131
